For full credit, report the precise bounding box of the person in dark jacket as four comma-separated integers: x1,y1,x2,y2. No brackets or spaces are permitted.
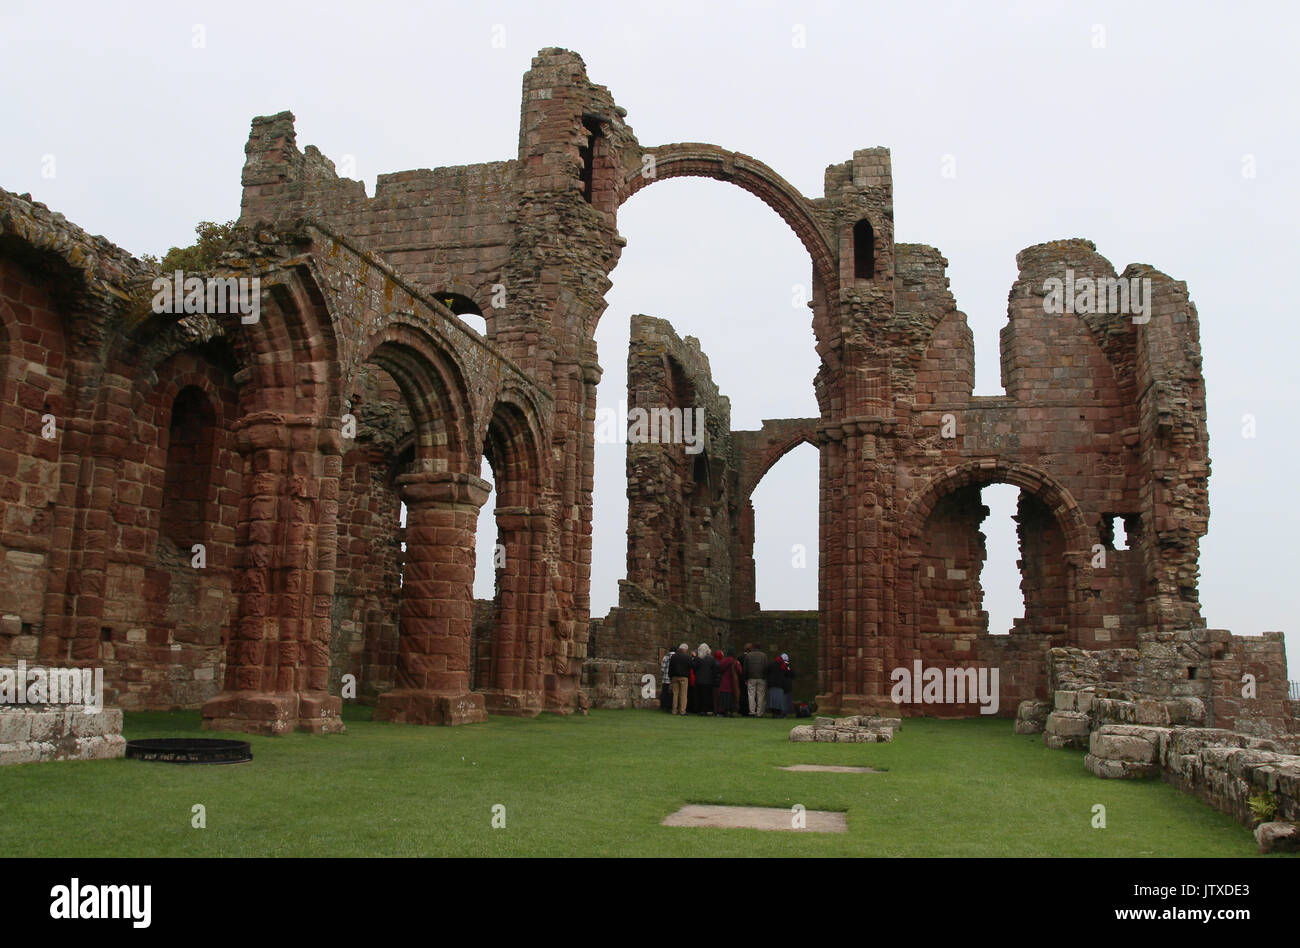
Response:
781,653,795,715
693,644,718,716
668,644,693,715
765,654,789,718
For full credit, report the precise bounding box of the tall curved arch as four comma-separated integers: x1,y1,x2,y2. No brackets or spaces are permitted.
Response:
622,143,840,345
355,323,475,475
475,392,549,709
737,421,820,504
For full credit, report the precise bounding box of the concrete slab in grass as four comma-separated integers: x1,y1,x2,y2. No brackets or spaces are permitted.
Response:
661,804,847,832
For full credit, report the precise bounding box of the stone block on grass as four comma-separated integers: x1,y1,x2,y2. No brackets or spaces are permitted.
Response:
1014,699,1051,735
1043,710,1091,749
1254,821,1300,854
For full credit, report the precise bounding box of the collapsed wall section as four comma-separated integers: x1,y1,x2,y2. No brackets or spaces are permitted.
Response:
239,112,519,320
591,316,735,670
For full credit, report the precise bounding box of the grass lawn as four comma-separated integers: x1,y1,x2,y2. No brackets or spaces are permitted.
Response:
0,706,1279,857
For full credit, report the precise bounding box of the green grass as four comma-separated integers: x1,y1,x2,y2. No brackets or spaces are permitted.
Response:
0,707,1281,857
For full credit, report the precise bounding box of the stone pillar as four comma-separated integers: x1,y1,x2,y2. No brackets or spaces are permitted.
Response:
47,368,132,668
816,420,895,715
373,470,491,726
481,506,547,715
201,411,344,735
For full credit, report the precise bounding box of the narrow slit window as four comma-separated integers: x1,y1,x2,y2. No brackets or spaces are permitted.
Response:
853,218,875,279
580,117,602,203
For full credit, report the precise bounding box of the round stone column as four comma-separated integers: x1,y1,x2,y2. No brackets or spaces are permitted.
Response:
201,411,344,735
374,470,491,726
480,506,548,715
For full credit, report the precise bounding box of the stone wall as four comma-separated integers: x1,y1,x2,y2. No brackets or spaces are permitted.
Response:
0,705,125,765
1083,722,1300,838
731,610,818,703
1047,638,1296,737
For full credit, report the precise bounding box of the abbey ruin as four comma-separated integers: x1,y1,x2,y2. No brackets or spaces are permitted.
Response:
0,48,1294,741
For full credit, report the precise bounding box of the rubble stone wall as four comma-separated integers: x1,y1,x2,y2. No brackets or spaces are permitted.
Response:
0,706,125,765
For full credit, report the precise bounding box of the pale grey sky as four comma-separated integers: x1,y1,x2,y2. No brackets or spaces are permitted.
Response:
4,0,1296,677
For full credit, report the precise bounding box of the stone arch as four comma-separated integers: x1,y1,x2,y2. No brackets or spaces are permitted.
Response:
901,459,1091,554
0,226,126,363
340,322,477,707
200,261,350,734
354,322,474,475
482,390,546,507
732,422,821,618
231,262,343,419
853,218,875,280
433,288,489,337
474,390,549,710
738,421,820,504
899,459,1094,650
354,320,492,726
116,313,237,390
155,380,225,549
621,143,840,348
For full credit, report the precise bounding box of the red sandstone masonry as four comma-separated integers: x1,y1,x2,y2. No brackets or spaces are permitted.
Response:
0,47,1284,735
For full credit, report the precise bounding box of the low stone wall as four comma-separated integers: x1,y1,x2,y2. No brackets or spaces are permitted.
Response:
1085,722,1300,829
1032,689,1212,748
0,706,126,765
1028,685,1300,851
1046,636,1296,739
579,658,659,710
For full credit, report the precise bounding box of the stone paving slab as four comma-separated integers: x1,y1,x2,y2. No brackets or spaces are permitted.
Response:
661,804,848,832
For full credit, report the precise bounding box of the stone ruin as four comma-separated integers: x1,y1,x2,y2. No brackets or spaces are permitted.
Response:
1007,647,1300,851
789,715,900,743
0,48,1295,755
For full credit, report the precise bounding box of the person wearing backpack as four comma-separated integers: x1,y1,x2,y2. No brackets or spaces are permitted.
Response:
765,653,789,718
781,653,795,716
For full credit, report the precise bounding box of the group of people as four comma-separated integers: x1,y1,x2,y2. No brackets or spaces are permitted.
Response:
661,642,796,717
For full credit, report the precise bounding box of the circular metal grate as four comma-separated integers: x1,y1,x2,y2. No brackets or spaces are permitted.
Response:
125,738,252,764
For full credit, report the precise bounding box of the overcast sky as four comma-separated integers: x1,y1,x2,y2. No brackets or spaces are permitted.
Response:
4,1,1296,678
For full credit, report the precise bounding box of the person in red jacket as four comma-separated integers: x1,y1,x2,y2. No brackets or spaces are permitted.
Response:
716,649,742,717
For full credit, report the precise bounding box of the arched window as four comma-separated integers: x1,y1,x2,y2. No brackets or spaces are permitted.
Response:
438,292,486,335
160,386,215,547
853,218,875,280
